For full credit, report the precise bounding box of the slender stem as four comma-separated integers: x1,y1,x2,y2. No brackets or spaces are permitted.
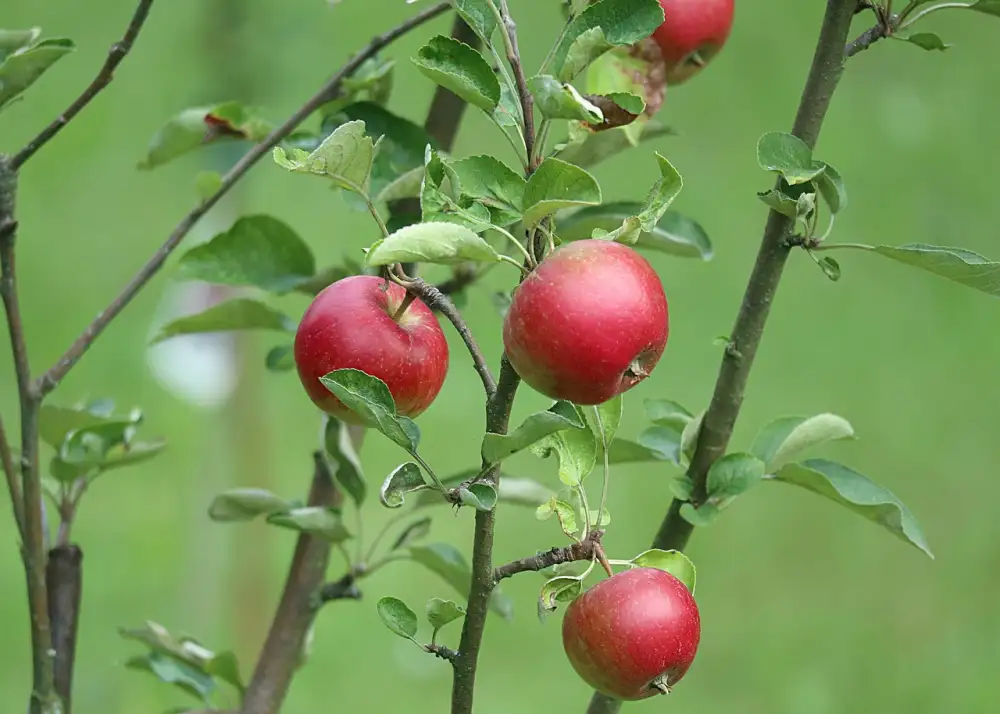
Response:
593,407,611,534
32,0,453,398
361,190,390,237
492,0,536,164
11,0,156,170
46,545,83,714
585,2,862,711
811,242,875,251
493,530,604,582
575,483,593,540
846,12,899,57
242,452,339,714
0,414,25,536
532,119,553,166
906,2,971,24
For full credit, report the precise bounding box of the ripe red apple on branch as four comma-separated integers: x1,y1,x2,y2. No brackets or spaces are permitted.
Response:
294,275,449,422
503,239,669,405
652,0,735,85
562,567,701,700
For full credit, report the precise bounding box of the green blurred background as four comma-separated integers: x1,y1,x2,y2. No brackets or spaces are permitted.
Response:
3,1,999,712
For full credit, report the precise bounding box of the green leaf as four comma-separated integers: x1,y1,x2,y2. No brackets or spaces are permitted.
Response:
482,401,586,464
679,501,720,527
895,31,952,51
679,410,705,466
531,422,598,487
447,155,526,227
670,474,695,500
638,425,684,465
207,488,292,523
606,437,670,464
412,35,500,111
39,404,138,450
0,37,75,110
522,157,602,227
815,162,847,214
324,417,366,507
366,221,501,267
751,414,856,472
555,119,676,169
756,132,825,185
773,459,933,558
453,0,497,42
0,29,42,60
273,119,377,192
560,203,712,260
971,0,1000,16
338,55,395,106
376,596,419,641
529,75,603,123
265,345,295,372
538,575,583,620
379,462,428,509
125,652,214,702
151,299,294,344
458,482,498,512
375,165,425,203
97,439,167,473
757,189,799,218
551,0,665,80
138,102,271,170
203,650,244,693
536,497,579,537
409,543,514,620
176,215,315,294
587,152,683,245
319,369,419,452
390,516,432,551
630,548,696,593
266,507,352,542
194,171,223,201
705,452,766,508
644,398,694,426
590,394,623,446
426,598,466,632
817,255,841,281
851,243,1000,298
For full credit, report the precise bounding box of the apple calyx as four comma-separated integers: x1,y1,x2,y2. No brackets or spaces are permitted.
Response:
648,675,673,696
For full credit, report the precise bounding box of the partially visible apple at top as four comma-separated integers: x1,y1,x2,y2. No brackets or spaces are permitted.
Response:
653,0,735,85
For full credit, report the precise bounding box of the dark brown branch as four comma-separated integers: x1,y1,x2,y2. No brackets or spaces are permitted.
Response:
46,545,83,714
11,0,156,170
497,0,536,165
425,644,459,663
586,1,862,711
32,0,453,398
317,571,362,603
242,452,339,714
493,531,603,583
402,277,497,397
845,16,896,58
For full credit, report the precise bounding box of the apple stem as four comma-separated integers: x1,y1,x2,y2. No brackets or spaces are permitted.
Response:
392,291,417,322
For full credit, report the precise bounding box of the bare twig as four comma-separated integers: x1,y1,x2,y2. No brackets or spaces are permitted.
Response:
242,452,340,714
11,0,156,170
846,14,898,57
32,0,453,398
425,644,459,662
586,1,863,711
401,277,497,397
317,572,362,603
0,414,24,536
46,545,83,714
493,531,604,582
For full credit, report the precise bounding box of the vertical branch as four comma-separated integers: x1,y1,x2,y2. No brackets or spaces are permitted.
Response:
241,453,339,714
1,412,24,536
586,1,862,712
47,545,83,714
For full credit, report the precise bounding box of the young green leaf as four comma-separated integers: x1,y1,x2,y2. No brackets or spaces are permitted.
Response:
266,507,352,542
482,401,586,464
319,369,420,452
453,0,498,42
39,404,139,450
815,162,847,214
426,598,466,633
273,120,377,192
416,472,554,508
529,75,604,123
522,157,602,227
0,29,42,60
705,452,766,509
670,475,695,501
139,102,271,170
0,37,75,110
447,155,526,227
265,345,295,372
376,597,419,642
550,0,665,80
412,35,500,111
757,189,801,218
679,410,705,466
605,437,671,464
150,299,295,344
756,132,826,185
772,459,933,558
971,0,1000,16
630,548,696,593
379,462,428,509
409,543,514,620
637,424,684,465
751,414,856,473
585,152,682,244
176,215,315,293
531,422,598,487
538,575,584,621
644,398,694,426
324,416,366,507
678,501,720,527
894,32,952,51
365,221,501,267
835,243,1000,298
458,483,498,512
536,497,580,537
203,650,244,694
125,651,215,702
559,203,712,260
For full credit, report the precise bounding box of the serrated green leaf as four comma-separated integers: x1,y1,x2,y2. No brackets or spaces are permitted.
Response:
454,0,498,42
551,0,665,80
324,416,366,507
670,475,695,500
589,152,683,244
522,157,602,227
644,398,694,426
0,37,75,110
631,548,696,593
273,119,377,192
379,462,428,509
412,35,500,111
409,543,514,620
705,452,766,508
150,299,295,344
529,74,603,123
751,414,856,472
756,132,826,185
319,369,419,452
482,401,586,464
366,221,501,267
773,459,933,558
267,506,352,542
560,203,712,260
376,596,419,641
176,215,315,293
679,410,705,466
531,422,598,487
39,404,139,450
536,497,579,537
447,155,526,226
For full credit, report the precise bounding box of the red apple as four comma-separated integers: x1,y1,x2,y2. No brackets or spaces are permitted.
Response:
652,0,735,85
294,275,449,423
562,567,701,700
502,239,668,405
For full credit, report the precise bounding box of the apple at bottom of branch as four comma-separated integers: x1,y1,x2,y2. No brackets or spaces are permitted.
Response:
562,567,701,700
502,239,669,405
293,274,449,423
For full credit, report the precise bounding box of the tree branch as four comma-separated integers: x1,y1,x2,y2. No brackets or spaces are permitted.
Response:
46,545,83,714
497,0,536,164
317,571,362,603
241,452,340,714
11,0,156,170
845,15,897,58
31,0,453,398
401,277,497,397
493,531,603,583
586,1,862,711
0,412,24,536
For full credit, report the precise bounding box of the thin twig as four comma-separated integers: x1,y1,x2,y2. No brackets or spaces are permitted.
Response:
317,572,362,603
586,1,863,711
242,452,340,714
493,531,604,582
496,0,536,165
11,0,157,170
402,277,497,397
425,644,459,662
0,414,24,536
32,0,453,398
845,15,897,57
46,545,83,714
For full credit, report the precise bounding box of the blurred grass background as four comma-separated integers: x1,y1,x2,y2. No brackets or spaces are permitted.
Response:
2,1,1000,712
